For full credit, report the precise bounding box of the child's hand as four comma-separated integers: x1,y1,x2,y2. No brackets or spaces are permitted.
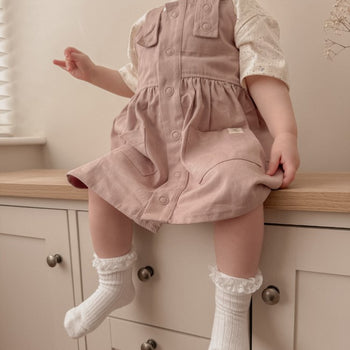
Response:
266,132,300,189
53,47,96,82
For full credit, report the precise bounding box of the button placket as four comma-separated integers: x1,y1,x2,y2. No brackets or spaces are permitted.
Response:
165,86,175,96
166,48,175,56
171,130,181,141
159,195,169,205
139,0,187,224
203,3,212,12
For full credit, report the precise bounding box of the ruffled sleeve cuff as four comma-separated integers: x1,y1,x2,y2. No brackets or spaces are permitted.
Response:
118,63,138,93
233,0,290,91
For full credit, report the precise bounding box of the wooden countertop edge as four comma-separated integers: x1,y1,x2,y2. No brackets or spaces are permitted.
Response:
264,191,350,213
0,183,89,201
0,169,349,213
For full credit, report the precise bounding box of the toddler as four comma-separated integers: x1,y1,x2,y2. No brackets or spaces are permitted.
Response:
53,0,300,349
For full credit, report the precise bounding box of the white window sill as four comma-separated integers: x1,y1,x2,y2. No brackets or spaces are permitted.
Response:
0,136,47,146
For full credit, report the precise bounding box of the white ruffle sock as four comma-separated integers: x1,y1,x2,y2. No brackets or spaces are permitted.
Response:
64,249,137,339
208,265,263,350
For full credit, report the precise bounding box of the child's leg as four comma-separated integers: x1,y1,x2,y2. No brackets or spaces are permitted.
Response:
88,188,133,258
214,204,264,278
209,204,265,350
64,189,137,339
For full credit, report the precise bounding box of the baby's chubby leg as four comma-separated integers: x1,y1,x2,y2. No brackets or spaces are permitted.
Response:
88,188,133,258
214,204,264,278
64,189,137,339
209,205,265,350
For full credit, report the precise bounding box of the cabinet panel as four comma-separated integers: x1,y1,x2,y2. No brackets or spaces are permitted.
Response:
0,205,77,350
295,270,350,349
77,211,216,347
109,317,210,350
252,225,350,350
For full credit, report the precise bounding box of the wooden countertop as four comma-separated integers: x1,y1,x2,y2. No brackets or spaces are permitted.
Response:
0,169,349,213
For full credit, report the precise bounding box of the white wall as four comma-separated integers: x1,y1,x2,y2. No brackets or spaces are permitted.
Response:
4,0,350,171
264,0,350,171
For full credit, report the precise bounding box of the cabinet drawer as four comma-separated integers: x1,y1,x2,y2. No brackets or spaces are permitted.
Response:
110,317,210,350
78,212,216,338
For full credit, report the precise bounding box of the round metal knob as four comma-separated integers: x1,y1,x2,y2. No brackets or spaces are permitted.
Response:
261,285,280,305
46,254,63,268
137,266,154,281
141,339,157,350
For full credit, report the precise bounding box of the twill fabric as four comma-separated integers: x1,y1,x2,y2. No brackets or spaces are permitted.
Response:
66,0,283,233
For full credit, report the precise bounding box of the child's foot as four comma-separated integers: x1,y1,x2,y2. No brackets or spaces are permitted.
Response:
64,250,137,338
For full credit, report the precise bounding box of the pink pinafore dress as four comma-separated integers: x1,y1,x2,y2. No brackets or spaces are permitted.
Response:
67,0,284,233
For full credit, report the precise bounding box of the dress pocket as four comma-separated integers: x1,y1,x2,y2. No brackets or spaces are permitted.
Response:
136,7,163,48
121,143,157,177
181,125,266,184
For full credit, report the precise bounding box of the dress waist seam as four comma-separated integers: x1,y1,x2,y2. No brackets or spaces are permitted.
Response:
180,74,241,87
136,75,241,93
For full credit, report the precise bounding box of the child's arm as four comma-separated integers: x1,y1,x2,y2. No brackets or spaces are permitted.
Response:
88,65,135,98
53,47,134,98
53,15,145,98
245,75,300,188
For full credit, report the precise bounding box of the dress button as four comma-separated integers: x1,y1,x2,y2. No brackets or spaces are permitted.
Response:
159,195,169,205
203,3,212,12
171,130,181,140
174,171,181,178
201,22,211,31
171,10,179,18
166,48,175,56
165,86,175,96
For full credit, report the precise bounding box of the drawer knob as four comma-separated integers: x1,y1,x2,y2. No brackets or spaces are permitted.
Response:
261,285,280,305
141,339,157,350
46,254,63,267
138,266,154,281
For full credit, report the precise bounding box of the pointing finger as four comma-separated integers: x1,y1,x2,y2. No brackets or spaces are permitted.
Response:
53,59,67,69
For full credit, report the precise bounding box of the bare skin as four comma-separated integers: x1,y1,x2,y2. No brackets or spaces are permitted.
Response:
53,47,134,98
88,189,133,258
54,47,300,277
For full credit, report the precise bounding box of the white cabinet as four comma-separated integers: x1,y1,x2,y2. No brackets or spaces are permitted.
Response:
1,195,349,350
252,211,350,350
0,204,78,350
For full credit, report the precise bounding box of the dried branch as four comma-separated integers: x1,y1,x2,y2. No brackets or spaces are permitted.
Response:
324,0,350,59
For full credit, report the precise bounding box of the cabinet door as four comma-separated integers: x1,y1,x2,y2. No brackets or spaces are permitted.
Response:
252,224,350,350
0,205,77,350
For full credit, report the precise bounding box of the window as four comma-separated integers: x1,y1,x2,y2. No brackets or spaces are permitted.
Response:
0,0,12,137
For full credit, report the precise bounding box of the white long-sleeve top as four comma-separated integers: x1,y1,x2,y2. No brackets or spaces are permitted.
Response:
118,0,290,93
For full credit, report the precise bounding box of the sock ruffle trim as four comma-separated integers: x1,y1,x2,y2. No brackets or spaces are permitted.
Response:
92,249,138,273
208,265,263,294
